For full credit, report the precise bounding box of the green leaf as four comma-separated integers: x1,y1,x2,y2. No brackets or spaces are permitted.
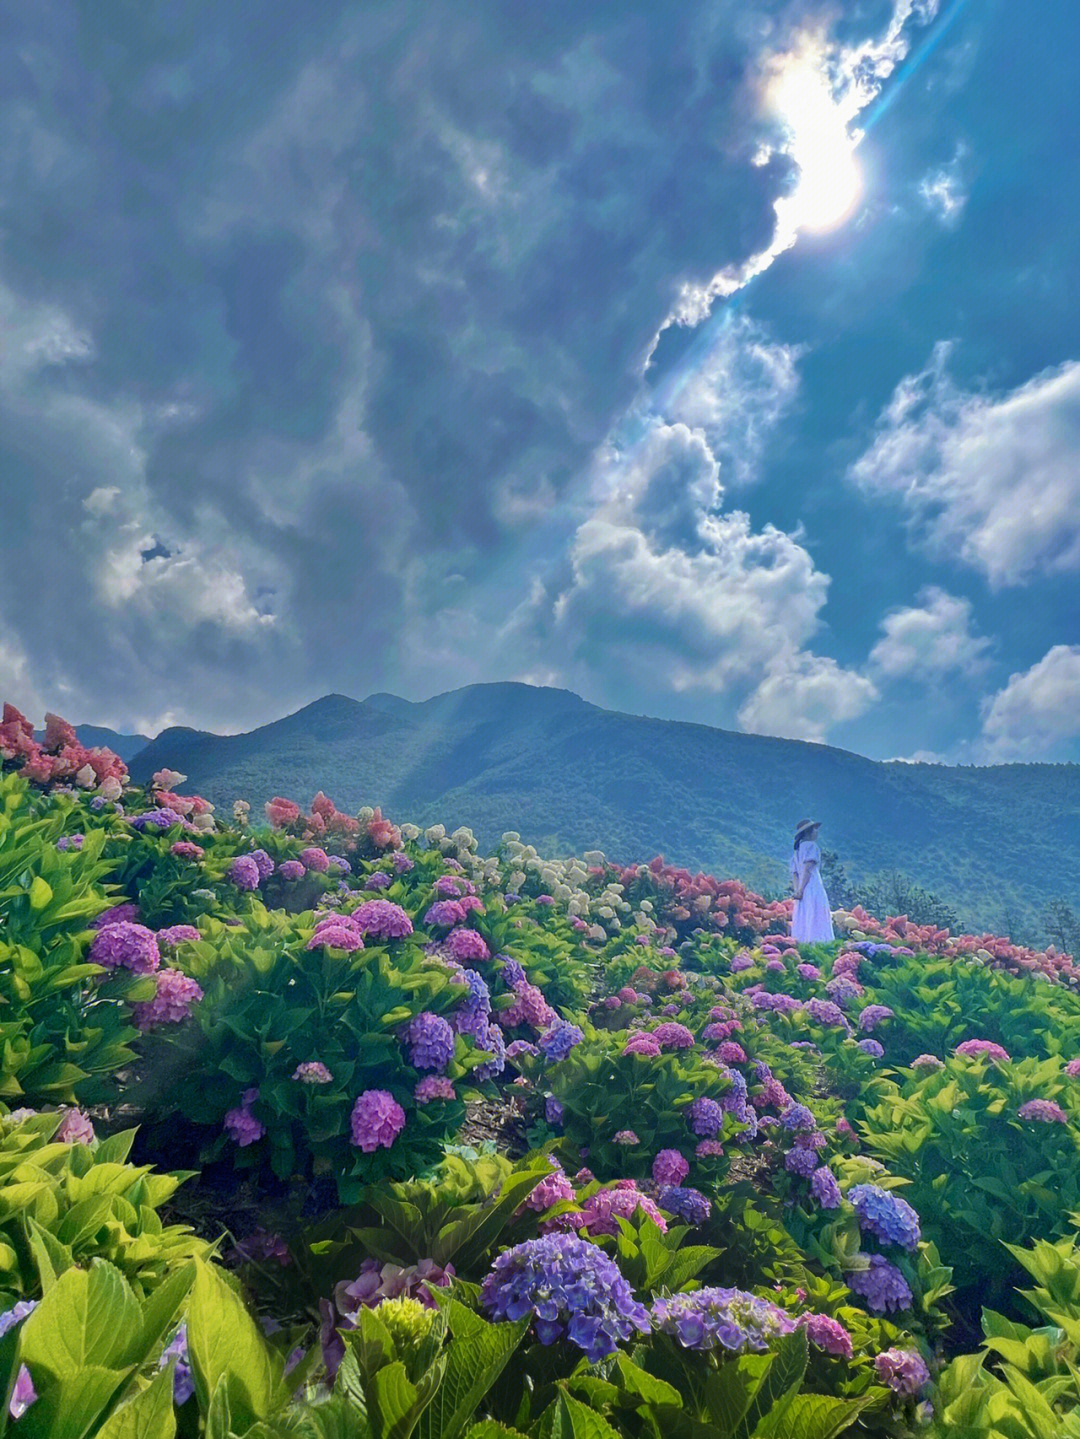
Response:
464,1425,530,1439
19,1260,141,1375
417,1307,529,1439
25,1216,73,1293
753,1393,873,1439
15,1364,133,1439
95,1359,177,1439
185,1258,282,1430
612,1354,682,1409
733,1332,808,1439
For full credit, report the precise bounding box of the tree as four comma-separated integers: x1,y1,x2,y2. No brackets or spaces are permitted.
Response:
850,869,960,931
819,848,855,910
1046,898,1080,958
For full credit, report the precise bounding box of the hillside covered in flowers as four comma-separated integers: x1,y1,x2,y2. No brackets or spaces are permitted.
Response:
2,698,1080,1438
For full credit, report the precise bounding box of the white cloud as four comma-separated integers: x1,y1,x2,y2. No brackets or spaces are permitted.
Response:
737,652,879,742
918,144,968,227
981,645,1080,760
663,314,805,487
0,624,48,724
870,586,991,679
849,343,1080,585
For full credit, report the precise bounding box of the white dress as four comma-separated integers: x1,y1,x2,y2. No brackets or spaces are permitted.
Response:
789,840,834,944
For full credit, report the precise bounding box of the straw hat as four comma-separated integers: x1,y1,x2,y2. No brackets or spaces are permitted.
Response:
794,818,820,843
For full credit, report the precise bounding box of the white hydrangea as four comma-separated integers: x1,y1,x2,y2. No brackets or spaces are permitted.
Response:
425,824,446,843
583,851,605,865
638,900,653,913
508,871,527,891
400,823,421,841
588,924,607,941
597,905,615,919
359,807,375,822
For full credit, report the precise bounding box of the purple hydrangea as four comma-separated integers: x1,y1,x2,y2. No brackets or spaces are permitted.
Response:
623,1033,661,1057
658,1186,711,1225
424,899,467,927
391,851,414,873
1018,1098,1068,1123
538,1021,584,1062
806,998,851,1030
403,1012,456,1072
444,927,490,963
849,1184,921,1251
159,1326,195,1405
416,1075,456,1104
687,1096,725,1137
810,1166,842,1208
0,1300,38,1339
307,923,365,952
473,1021,506,1081
696,1138,724,1158
653,1148,690,1186
91,903,140,928
224,1089,265,1147
858,1004,895,1033
751,991,803,1013
300,847,330,872
857,1039,885,1058
157,924,201,947
501,957,527,987
954,1039,1010,1062
293,1061,333,1083
480,1234,650,1362
328,855,352,875
248,849,275,879
505,1039,539,1061
780,1103,817,1133
847,1255,913,1313
364,871,393,890
228,855,261,891
88,921,161,974
652,1022,695,1050
350,1089,407,1151
797,963,821,981
784,1146,819,1177
651,1288,795,1352
522,1162,575,1212
797,1312,853,1358
352,900,414,940
874,1348,931,1397
131,808,186,831
545,1096,564,1127
56,834,84,851
278,860,306,882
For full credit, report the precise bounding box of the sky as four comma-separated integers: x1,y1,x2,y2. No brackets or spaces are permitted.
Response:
1,0,1078,763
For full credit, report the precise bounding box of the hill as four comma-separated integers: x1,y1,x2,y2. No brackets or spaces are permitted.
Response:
34,724,152,764
125,682,1080,937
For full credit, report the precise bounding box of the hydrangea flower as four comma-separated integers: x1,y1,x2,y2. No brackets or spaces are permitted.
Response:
278,860,306,882
131,808,186,831
797,963,821,980
911,1053,944,1071
505,1040,539,1061
652,1022,695,1050
293,1061,333,1083
579,1186,667,1235
622,1033,661,1058
784,1147,819,1177
424,899,467,927
1065,1058,1080,1078
480,1234,650,1362
538,1021,584,1062
224,1089,265,1147
797,1312,853,1358
614,1129,640,1145
780,1103,817,1133
696,1138,724,1158
444,927,490,963
55,1107,96,1145
132,969,204,1030
858,1004,894,1033
857,1039,885,1058
89,921,161,974
300,847,330,872
352,900,414,940
248,848,275,879
228,855,261,891
658,1186,711,1225
874,1348,931,1397
847,1255,912,1313
403,1012,456,1072
350,1090,407,1151
501,957,527,987
849,1184,921,1250
653,1148,690,1186
415,1075,457,1104
364,871,392,890
806,998,850,1029
687,1096,724,1137
522,1163,575,1212
954,1039,1010,1062
158,924,201,946
1018,1098,1068,1123
91,903,140,928
651,1288,794,1352
473,1021,506,1081
810,1166,842,1208
545,1096,564,1126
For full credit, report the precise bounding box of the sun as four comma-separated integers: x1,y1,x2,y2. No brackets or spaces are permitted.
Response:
767,53,863,233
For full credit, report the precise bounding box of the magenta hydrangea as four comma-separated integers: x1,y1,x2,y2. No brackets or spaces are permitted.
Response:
415,1075,456,1104
522,1163,576,1213
580,1185,668,1235
89,921,161,974
1066,1058,1080,1078
874,1348,930,1397
132,969,204,1030
1018,1098,1068,1123
653,1148,690,1186
350,1089,406,1151
954,1039,1010,1062
652,1022,694,1050
91,903,140,928
227,855,261,891
623,1032,661,1058
307,924,364,952
797,1312,853,1358
443,926,490,962
352,900,414,940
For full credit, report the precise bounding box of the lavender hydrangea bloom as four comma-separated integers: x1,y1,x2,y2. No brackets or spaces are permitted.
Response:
473,1022,506,1081
364,871,393,890
89,920,161,974
780,1103,817,1133
278,860,306,881
444,927,490,962
0,1300,38,1338
480,1234,650,1362
849,1184,921,1251
293,1061,333,1083
810,1166,842,1208
352,900,414,940
806,998,851,1030
874,1348,931,1397
858,1004,895,1033
912,1054,945,1071
538,1021,584,1062
158,924,201,947
424,899,467,927
350,1090,407,1151
1018,1098,1068,1123
651,1288,795,1352
224,1089,265,1147
500,957,527,987
687,1096,725,1137
797,1312,853,1358
857,1039,885,1058
785,1147,819,1177
248,848,275,879
160,1326,196,1404
658,1186,711,1225
403,1012,456,1072
131,807,186,831
653,1148,690,1186
545,1096,564,1127
228,855,261,891
847,1255,913,1313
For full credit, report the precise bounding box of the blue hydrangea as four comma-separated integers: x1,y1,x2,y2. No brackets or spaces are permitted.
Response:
403,1012,456,1072
480,1234,650,1362
847,1255,913,1313
651,1288,794,1352
538,1021,584,1062
658,1186,711,1225
780,1103,817,1133
849,1184,921,1251
473,1022,506,1081
785,1146,819,1177
500,957,527,987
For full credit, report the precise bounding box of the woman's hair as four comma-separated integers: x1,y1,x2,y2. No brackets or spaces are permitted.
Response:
793,823,817,853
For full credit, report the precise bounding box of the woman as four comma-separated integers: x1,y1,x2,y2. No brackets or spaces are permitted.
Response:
790,818,834,944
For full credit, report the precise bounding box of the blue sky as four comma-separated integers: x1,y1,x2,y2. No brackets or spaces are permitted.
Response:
1,0,1078,762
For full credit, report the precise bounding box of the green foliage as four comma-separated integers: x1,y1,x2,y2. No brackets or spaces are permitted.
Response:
0,775,145,1105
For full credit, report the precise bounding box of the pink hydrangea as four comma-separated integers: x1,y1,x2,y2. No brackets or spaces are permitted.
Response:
522,1164,576,1212
424,899,467,927
716,1042,747,1064
170,842,205,860
954,1039,1010,1063
443,927,490,962
695,1138,724,1158
307,924,364,952
580,1186,667,1235
55,1108,96,1145
614,1130,640,1145
652,1148,690,1186
278,860,306,881
350,1089,406,1151
1065,1059,1080,1078
300,847,330,872
266,797,302,827
617,987,639,1003
132,969,204,1030
293,1061,334,1083
157,924,201,947
224,1089,265,1147
352,900,414,940
797,1312,853,1359
1018,1099,1068,1123
415,1076,456,1104
623,1033,661,1058
652,1022,694,1050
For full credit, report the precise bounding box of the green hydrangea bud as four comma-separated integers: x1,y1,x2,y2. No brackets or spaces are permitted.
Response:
376,1296,437,1355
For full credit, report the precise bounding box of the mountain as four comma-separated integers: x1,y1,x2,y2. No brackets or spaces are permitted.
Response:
34,725,152,764
125,682,1080,936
